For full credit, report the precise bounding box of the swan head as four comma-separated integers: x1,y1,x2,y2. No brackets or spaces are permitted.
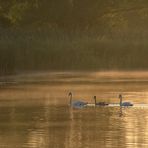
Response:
94,96,96,99
68,92,72,96
119,94,122,99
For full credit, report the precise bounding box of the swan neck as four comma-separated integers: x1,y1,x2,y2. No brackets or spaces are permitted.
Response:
94,97,96,106
120,97,122,106
69,94,72,106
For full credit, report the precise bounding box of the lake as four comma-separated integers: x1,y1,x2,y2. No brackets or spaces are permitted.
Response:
0,71,148,148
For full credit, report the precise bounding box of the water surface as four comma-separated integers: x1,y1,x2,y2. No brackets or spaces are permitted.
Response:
0,71,148,148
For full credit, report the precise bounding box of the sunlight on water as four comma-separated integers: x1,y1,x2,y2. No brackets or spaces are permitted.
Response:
0,71,148,148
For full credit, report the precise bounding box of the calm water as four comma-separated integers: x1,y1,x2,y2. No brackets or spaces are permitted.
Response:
0,71,148,148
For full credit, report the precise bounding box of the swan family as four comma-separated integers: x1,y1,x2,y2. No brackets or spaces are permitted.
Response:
68,92,133,108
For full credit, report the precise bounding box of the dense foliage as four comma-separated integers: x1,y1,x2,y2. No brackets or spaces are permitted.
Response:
0,0,148,75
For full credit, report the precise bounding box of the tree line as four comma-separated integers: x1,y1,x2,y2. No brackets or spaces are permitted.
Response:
0,0,148,75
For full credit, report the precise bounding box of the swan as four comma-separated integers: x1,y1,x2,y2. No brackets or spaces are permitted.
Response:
93,96,109,106
119,94,133,106
68,92,88,108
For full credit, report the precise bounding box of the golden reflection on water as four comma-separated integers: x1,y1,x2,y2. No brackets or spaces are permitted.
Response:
0,104,147,148
124,108,148,148
0,72,148,148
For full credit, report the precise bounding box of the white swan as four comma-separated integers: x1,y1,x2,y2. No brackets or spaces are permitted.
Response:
68,92,88,108
119,94,133,106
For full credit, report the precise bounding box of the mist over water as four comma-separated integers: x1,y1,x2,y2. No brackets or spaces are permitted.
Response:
1,1,148,147
0,71,148,148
